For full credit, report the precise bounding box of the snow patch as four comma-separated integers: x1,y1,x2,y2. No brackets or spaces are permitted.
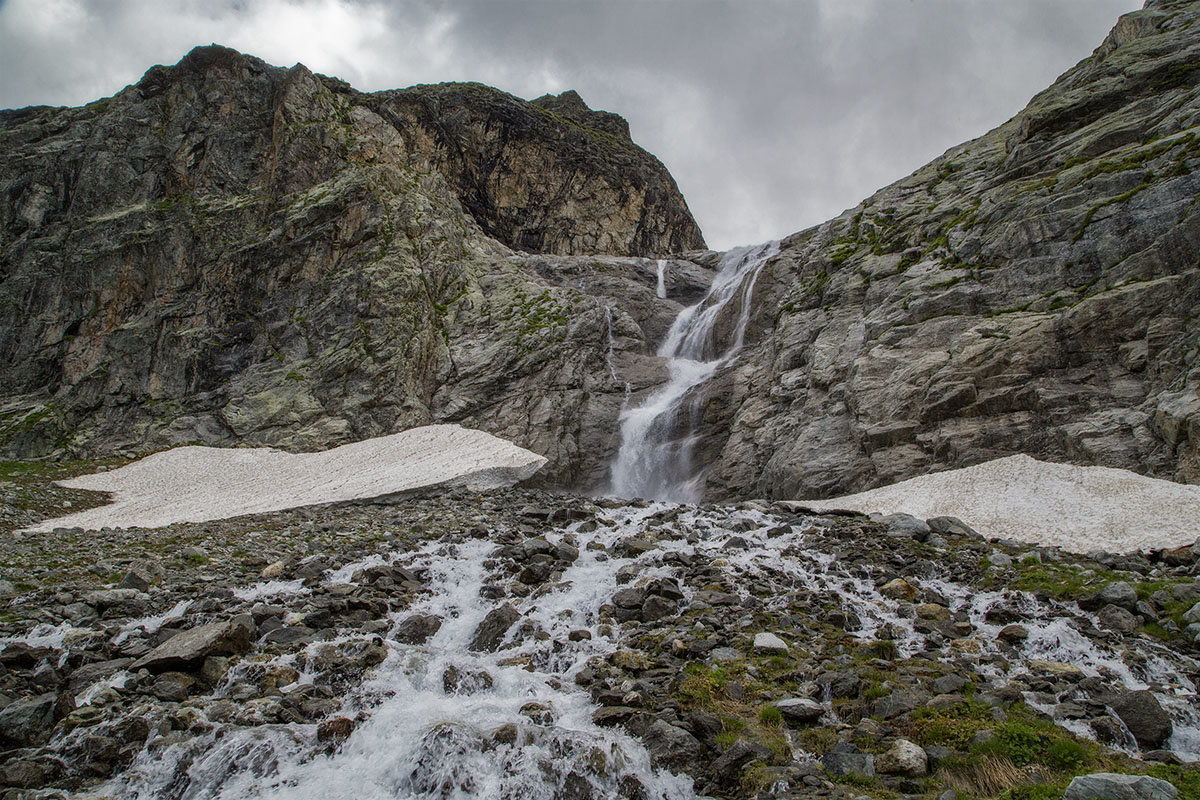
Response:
800,454,1200,553
24,425,546,532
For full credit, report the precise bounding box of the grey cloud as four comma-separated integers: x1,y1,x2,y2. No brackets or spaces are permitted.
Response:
0,0,1142,248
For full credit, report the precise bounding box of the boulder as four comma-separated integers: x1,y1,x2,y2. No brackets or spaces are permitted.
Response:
1063,773,1177,800
876,738,928,777
822,742,875,778
1098,604,1140,633
468,604,521,652
752,632,789,654
131,615,255,672
642,720,703,770
1109,691,1173,749
393,613,443,645
0,693,70,746
774,698,825,725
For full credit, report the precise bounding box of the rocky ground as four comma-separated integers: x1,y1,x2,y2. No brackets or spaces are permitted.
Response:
1,463,1199,799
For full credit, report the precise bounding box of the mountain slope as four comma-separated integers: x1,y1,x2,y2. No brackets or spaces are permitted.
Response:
0,46,705,486
700,0,1200,499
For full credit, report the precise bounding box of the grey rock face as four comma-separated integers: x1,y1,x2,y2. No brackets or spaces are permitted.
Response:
689,3,1200,500
0,45,707,491
1063,773,1178,800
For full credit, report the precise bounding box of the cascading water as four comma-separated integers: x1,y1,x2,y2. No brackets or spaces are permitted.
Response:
610,241,781,502
655,260,667,300
103,512,697,800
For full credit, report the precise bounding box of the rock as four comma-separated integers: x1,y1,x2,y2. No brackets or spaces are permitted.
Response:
393,613,443,644
880,514,930,540
931,675,968,695
1087,582,1139,612
1098,604,1140,633
822,742,875,778
712,740,773,778
317,717,355,744
1063,773,1178,800
774,698,824,724
915,603,951,621
468,604,521,652
1183,601,1200,625
880,579,916,601
1028,660,1083,678
1109,691,1173,749
131,615,254,672
0,692,69,746
873,689,931,719
927,516,977,537
876,738,928,777
997,624,1029,643
640,595,677,622
150,671,196,701
118,560,165,591
261,561,287,579
642,720,703,770
752,632,789,654
68,658,133,691
818,670,861,698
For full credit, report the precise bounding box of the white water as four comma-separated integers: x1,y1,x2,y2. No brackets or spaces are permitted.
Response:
610,241,780,502
655,259,667,299
105,509,697,800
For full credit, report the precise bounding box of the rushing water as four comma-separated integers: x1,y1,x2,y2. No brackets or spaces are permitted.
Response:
80,503,1199,800
610,241,781,502
104,510,697,800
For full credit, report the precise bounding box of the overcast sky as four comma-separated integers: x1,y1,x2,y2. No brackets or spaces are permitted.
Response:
0,0,1142,249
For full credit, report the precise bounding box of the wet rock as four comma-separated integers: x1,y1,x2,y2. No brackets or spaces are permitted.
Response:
640,595,677,622
880,578,915,601
1109,690,1172,749
468,604,521,652
131,615,254,671
712,739,773,779
1063,773,1178,800
150,671,196,701
612,587,647,609
1028,660,1083,678
821,742,875,778
915,603,951,621
642,720,702,770
774,697,824,724
317,716,355,744
1098,604,1139,633
0,692,69,746
997,624,1029,643
876,738,928,777
2,760,47,788
67,658,133,692
393,613,443,644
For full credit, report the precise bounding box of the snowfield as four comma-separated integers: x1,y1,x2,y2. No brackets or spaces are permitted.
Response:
25,425,546,532
800,454,1200,553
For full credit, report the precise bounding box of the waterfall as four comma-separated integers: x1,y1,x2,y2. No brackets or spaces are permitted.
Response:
610,240,780,502
655,259,667,299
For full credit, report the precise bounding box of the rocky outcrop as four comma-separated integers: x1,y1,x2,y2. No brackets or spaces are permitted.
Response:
381,84,705,256
690,0,1200,499
0,45,705,487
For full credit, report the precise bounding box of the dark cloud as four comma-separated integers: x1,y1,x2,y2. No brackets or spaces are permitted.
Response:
0,0,1141,248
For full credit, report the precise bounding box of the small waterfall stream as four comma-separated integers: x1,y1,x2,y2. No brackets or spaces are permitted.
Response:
610,241,780,502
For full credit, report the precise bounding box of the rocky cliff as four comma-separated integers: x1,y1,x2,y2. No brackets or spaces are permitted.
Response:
0,45,705,486
5,1,1200,503
694,0,1200,500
